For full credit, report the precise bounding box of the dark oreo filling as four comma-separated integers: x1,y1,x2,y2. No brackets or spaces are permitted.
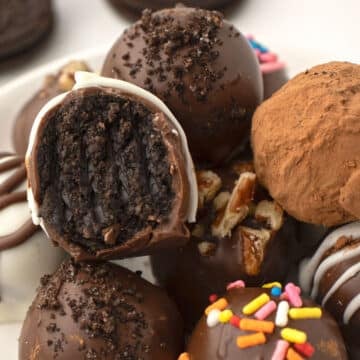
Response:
36,89,174,253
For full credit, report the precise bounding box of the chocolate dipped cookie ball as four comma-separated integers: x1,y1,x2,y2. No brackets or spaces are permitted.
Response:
19,259,183,360
151,161,297,330
108,0,237,13
0,153,65,323
247,35,288,99
13,60,91,155
252,62,360,227
181,284,348,359
26,72,198,261
102,7,263,165
300,222,360,359
0,0,53,59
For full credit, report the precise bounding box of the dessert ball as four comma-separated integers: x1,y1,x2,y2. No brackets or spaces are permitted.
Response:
300,222,360,359
151,161,298,330
182,284,348,359
102,7,263,165
0,0,53,59
26,72,198,261
0,153,65,323
13,60,91,155
108,0,237,13
19,259,183,359
247,35,288,99
252,62,360,227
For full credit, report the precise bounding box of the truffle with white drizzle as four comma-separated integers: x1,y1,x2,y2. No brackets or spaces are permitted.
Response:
0,153,65,323
26,72,198,261
300,221,360,359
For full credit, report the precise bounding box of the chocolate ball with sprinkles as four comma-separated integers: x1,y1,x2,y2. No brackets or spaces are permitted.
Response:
247,35,288,99
19,259,184,360
151,160,298,330
102,7,263,165
300,222,360,359
26,71,198,261
0,153,65,323
13,60,91,155
180,282,348,360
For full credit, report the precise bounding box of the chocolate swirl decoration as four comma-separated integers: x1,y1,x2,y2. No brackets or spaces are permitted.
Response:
0,153,37,251
300,222,360,325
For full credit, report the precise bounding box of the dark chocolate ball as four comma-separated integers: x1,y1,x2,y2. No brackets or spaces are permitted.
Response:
102,7,263,165
19,259,184,360
184,287,348,359
26,73,198,261
108,0,237,12
0,0,53,59
151,160,298,330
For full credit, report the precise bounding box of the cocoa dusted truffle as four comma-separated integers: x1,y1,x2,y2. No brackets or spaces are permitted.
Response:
108,0,236,12
181,284,348,359
151,161,297,330
13,60,91,155
300,222,360,359
252,62,360,227
0,153,64,323
26,72,198,261
19,259,184,360
102,7,263,165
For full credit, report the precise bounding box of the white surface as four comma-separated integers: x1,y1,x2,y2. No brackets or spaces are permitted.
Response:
0,0,360,357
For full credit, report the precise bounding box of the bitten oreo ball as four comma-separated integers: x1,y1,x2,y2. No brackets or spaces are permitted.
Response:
151,161,297,330
102,7,263,165
300,222,360,359
181,285,348,360
13,60,91,155
19,259,183,360
26,72,198,261
108,0,236,12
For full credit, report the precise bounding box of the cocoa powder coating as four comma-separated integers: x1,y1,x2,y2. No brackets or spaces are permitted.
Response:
252,61,360,226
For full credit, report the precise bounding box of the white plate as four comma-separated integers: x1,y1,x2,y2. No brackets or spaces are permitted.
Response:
0,45,339,358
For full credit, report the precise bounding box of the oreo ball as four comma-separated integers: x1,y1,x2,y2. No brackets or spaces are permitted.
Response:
26,72,198,261
19,259,183,359
102,7,263,165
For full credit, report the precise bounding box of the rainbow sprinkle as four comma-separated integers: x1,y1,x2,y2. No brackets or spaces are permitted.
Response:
195,281,323,360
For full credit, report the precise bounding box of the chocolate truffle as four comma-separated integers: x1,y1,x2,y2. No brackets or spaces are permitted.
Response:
0,153,64,323
252,62,360,226
108,0,236,12
19,259,183,359
182,285,348,359
102,7,263,165
13,60,91,155
300,222,360,359
26,72,198,261
247,35,288,99
151,161,297,330
0,0,53,59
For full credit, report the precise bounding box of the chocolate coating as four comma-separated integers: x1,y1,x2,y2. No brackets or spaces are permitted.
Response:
186,287,348,359
102,7,263,165
19,259,183,359
108,0,237,12
151,161,298,330
0,0,53,59
27,84,195,261
300,222,360,359
13,60,91,155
